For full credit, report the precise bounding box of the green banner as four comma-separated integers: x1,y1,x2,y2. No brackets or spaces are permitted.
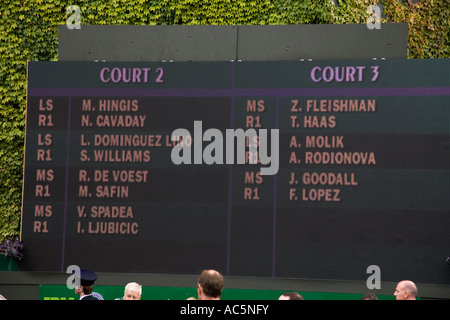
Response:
39,284,395,300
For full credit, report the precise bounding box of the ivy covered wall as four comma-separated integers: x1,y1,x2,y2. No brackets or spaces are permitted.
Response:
0,0,448,240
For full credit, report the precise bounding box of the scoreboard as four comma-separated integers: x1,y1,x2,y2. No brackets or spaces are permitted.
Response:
21,59,450,284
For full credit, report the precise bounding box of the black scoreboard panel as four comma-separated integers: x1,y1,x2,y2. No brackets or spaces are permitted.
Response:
21,59,450,284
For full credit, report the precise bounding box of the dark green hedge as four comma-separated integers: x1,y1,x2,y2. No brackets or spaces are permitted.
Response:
0,0,448,240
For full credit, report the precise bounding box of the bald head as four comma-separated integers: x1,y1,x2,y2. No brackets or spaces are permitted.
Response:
197,269,223,300
394,280,418,300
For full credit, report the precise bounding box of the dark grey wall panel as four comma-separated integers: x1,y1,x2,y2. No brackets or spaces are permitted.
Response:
58,24,407,61
58,25,238,61
236,24,408,60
